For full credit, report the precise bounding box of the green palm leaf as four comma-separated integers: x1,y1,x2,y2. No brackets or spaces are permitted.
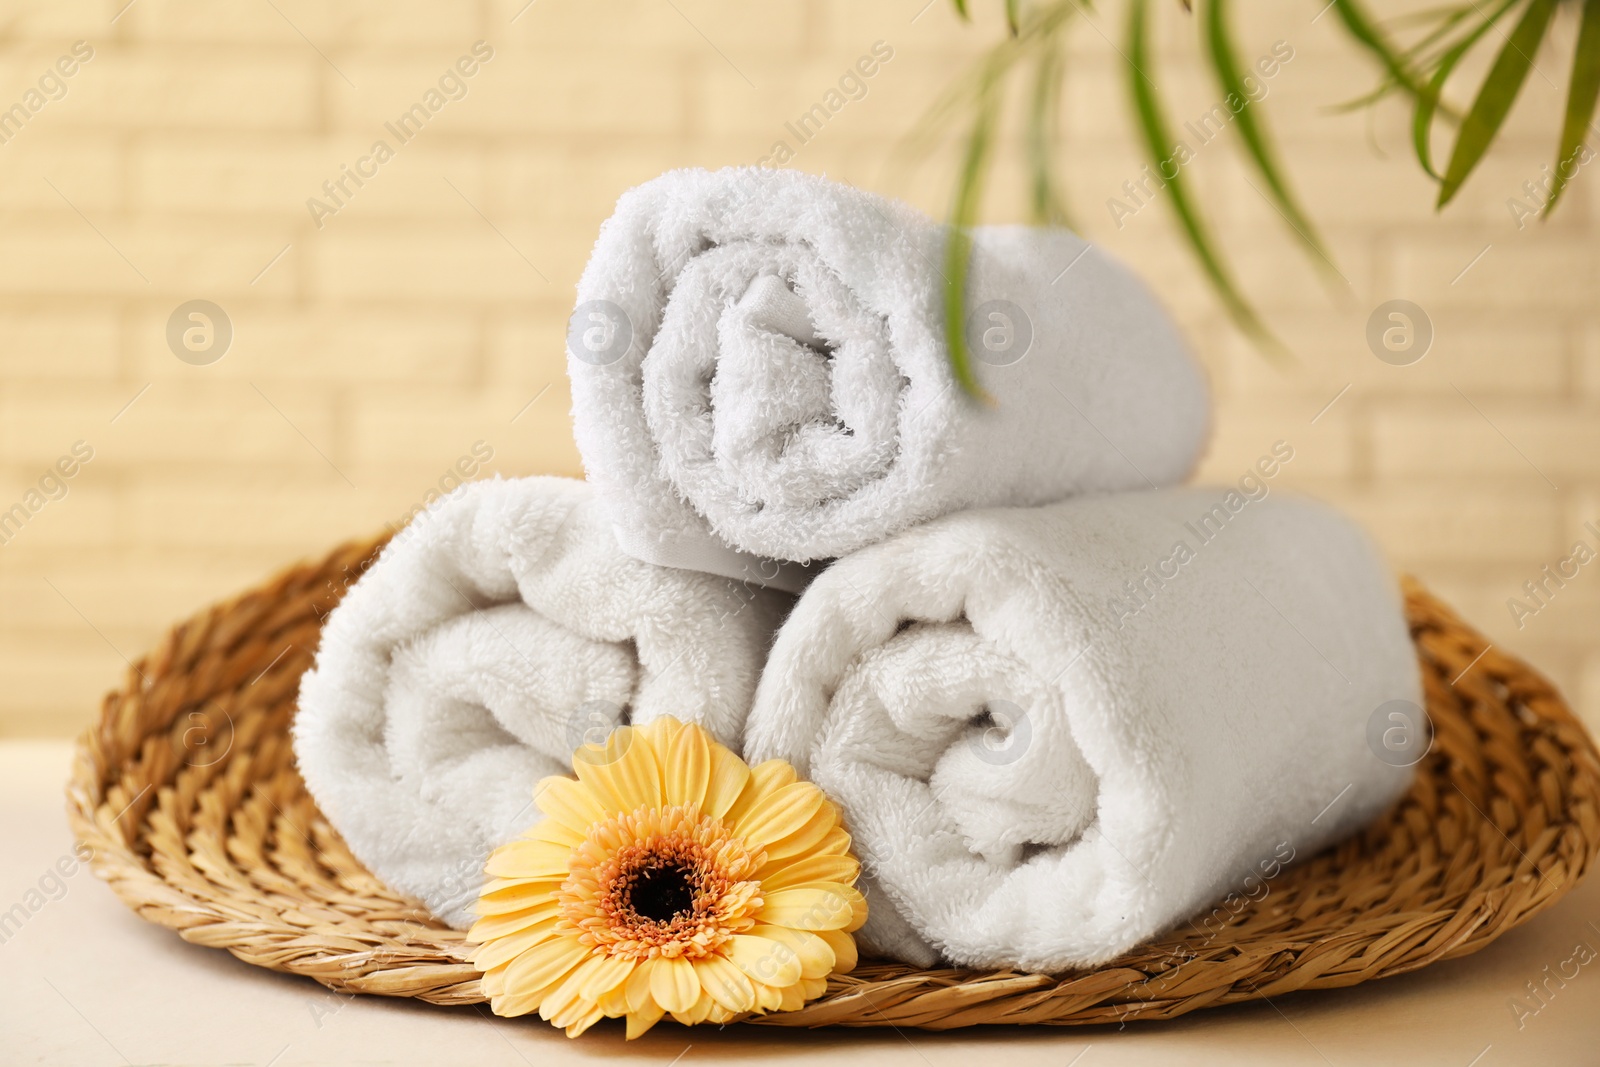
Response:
1128,0,1279,352
943,79,1000,402
1203,0,1332,272
1027,36,1071,226
1332,0,1433,101
931,1,1078,398
1411,0,1519,180
1438,0,1558,207
1328,2,1476,114
1548,0,1600,212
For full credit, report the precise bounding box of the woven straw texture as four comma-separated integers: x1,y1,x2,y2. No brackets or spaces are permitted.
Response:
66,534,1600,1029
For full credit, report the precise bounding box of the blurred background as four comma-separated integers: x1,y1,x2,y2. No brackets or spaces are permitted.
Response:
0,0,1595,737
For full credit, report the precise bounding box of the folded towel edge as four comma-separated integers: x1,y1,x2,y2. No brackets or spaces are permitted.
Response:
609,519,819,594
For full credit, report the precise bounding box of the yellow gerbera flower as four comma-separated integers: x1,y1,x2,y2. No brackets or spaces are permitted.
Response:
469,716,865,1038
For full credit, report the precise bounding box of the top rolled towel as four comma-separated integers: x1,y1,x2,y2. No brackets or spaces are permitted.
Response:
743,485,1421,971
294,476,790,928
568,167,1210,590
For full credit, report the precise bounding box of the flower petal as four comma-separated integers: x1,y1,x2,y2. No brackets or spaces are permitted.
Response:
759,802,845,863
731,781,825,849
673,991,715,1026
476,878,565,914
574,725,663,813
570,724,634,777
845,884,868,931
501,938,592,1000
664,719,710,811
469,921,562,972
636,715,681,748
702,742,751,820
488,988,543,1018
625,999,666,1040
778,982,807,1012
467,901,560,942
757,886,862,931
597,980,632,1016
484,839,572,880
723,759,799,828
806,829,854,858
650,954,700,1014
694,953,755,1013
541,955,611,1024
750,979,784,1012
579,955,638,1002
723,934,803,987
816,928,858,973
535,776,609,834
755,852,859,891
481,966,506,998
564,1004,606,1038
749,924,835,980
519,817,586,848
625,957,659,1013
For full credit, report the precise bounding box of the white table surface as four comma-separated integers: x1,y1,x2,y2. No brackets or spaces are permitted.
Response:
2,739,1596,1065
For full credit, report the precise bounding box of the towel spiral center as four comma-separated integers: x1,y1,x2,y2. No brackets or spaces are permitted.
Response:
642,241,906,529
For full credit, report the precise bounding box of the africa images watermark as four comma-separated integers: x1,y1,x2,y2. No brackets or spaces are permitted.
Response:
1113,838,1298,1026
0,40,95,147
1106,40,1295,229
1505,520,1600,630
1107,440,1296,629
383,440,496,548
756,40,894,168
1509,930,1599,1029
0,440,95,548
315,441,498,616
0,842,95,947
1507,143,1595,230
307,40,496,228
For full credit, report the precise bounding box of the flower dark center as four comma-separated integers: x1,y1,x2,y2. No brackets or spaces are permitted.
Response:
628,863,697,923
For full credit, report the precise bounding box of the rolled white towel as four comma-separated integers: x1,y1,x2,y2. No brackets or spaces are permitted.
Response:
568,167,1210,591
743,487,1421,970
293,476,791,928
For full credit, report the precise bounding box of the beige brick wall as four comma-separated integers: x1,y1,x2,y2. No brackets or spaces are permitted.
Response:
1,0,1595,735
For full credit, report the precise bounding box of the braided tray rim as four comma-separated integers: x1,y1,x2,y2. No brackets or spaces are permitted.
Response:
64,534,1600,1029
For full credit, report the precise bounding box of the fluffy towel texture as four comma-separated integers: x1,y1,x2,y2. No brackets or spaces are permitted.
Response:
743,488,1420,970
568,166,1210,591
294,476,791,929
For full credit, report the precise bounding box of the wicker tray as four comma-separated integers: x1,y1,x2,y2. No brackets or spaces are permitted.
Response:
66,534,1600,1029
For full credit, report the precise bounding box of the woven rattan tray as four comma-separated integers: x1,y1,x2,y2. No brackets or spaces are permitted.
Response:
65,534,1600,1029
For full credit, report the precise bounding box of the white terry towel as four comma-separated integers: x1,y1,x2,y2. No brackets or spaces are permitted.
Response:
743,487,1420,971
293,476,791,929
568,167,1210,592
